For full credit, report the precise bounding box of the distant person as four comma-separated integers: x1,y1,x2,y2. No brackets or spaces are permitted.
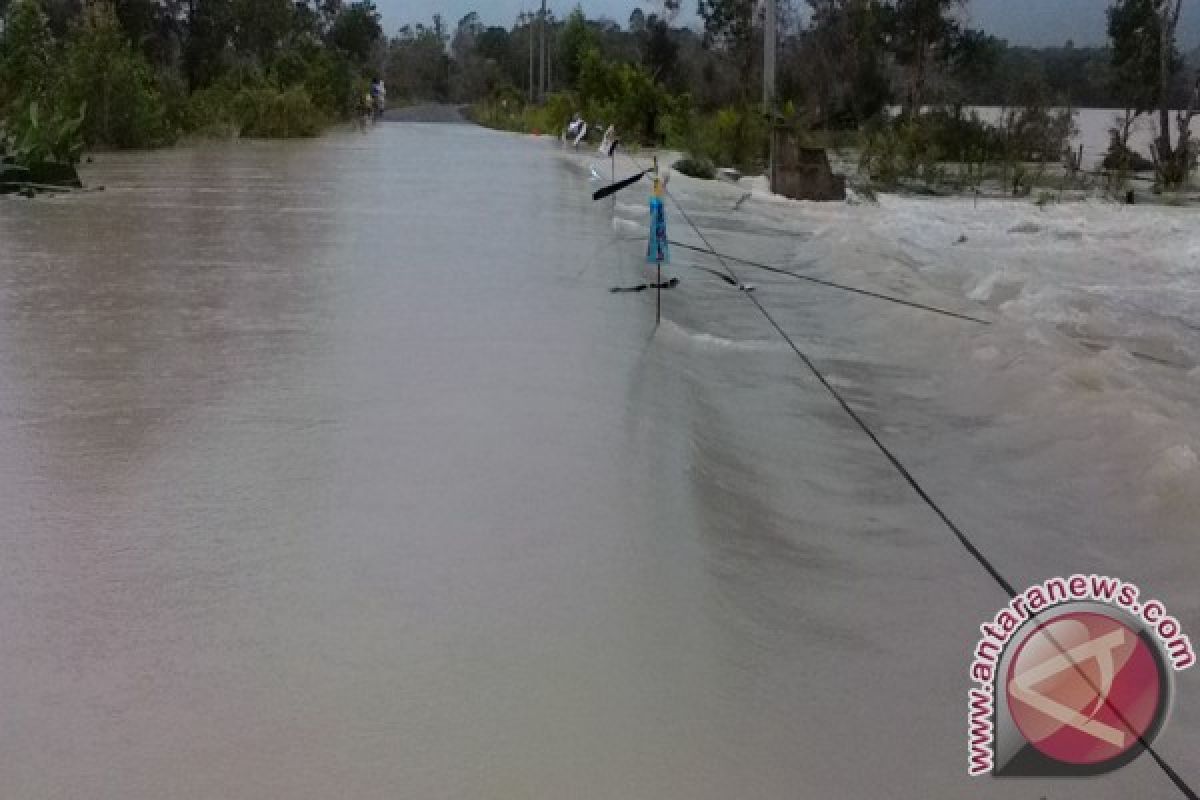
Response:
369,78,387,118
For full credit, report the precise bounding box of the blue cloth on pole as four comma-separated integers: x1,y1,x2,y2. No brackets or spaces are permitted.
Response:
646,196,670,264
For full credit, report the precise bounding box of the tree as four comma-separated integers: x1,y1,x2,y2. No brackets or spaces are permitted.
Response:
111,0,179,64
629,7,646,34
430,13,447,44
803,0,892,126
451,10,482,60
327,1,381,66
474,25,509,63
641,14,678,84
1107,0,1197,186
387,18,450,101
0,0,56,111
230,0,294,65
1152,0,1185,162
449,11,503,101
557,7,597,89
314,0,343,33
1108,0,1166,113
697,0,761,89
697,0,755,54
948,28,1001,90
890,0,966,115
183,0,233,89
60,0,172,147
41,0,82,37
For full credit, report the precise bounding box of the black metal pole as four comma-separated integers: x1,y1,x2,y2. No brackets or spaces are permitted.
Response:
610,152,616,211
656,262,662,325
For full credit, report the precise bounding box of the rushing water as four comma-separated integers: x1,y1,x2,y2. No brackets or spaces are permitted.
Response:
0,123,1196,799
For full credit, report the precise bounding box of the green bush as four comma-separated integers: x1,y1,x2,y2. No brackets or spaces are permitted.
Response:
530,92,576,134
577,48,672,144
860,116,946,187
184,86,240,136
216,61,269,91
922,108,1003,162
236,87,324,137
302,50,363,117
1,100,86,166
673,157,715,180
185,85,325,139
860,105,1078,190
1000,105,1076,163
157,70,192,136
2,0,370,149
712,106,768,171
269,49,312,91
469,90,576,136
267,46,364,118
667,104,768,173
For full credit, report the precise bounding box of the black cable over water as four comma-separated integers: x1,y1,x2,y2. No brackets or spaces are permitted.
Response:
659,181,1019,599
669,240,993,325
629,157,1198,800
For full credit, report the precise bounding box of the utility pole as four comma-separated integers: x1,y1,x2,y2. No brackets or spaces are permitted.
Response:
763,0,776,113
524,12,535,104
539,0,548,103
764,0,777,190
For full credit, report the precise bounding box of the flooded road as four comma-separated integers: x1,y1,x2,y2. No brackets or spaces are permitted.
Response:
1,123,1197,799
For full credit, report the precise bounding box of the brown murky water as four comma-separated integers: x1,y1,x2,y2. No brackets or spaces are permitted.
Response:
0,123,1196,799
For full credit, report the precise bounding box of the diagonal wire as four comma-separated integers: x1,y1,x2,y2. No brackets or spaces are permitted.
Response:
618,153,1198,799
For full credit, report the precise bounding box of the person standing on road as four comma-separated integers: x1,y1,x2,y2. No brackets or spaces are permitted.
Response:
369,78,387,118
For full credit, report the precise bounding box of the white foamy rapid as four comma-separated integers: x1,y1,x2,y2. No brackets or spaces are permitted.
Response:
563,143,1200,537
783,190,1200,520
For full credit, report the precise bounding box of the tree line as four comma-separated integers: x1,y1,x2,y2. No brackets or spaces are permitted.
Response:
2,0,1198,186
450,1,1196,186
0,0,386,156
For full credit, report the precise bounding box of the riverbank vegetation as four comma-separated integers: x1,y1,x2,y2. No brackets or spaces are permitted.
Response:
2,0,1198,194
0,0,385,176
432,0,1198,192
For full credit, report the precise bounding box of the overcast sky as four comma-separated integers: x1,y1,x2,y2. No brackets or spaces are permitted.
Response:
373,0,1200,48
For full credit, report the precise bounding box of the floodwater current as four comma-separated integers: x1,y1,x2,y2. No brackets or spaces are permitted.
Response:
0,120,1197,799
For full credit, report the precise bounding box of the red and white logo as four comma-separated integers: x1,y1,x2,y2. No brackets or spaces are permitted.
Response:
968,576,1192,779
1006,611,1165,769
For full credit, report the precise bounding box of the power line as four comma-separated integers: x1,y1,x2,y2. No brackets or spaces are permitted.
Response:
668,240,993,324
629,156,1198,800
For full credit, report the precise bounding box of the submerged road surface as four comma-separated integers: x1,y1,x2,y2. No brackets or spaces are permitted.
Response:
0,122,1196,799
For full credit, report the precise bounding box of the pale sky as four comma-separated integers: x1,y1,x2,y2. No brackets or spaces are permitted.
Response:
373,0,1200,48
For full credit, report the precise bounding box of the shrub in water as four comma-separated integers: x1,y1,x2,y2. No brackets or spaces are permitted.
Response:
673,157,716,180
233,88,324,138
304,51,363,118
2,100,87,167
184,86,240,137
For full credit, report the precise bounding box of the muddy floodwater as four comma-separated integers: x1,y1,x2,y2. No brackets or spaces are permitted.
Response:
1,122,1197,799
